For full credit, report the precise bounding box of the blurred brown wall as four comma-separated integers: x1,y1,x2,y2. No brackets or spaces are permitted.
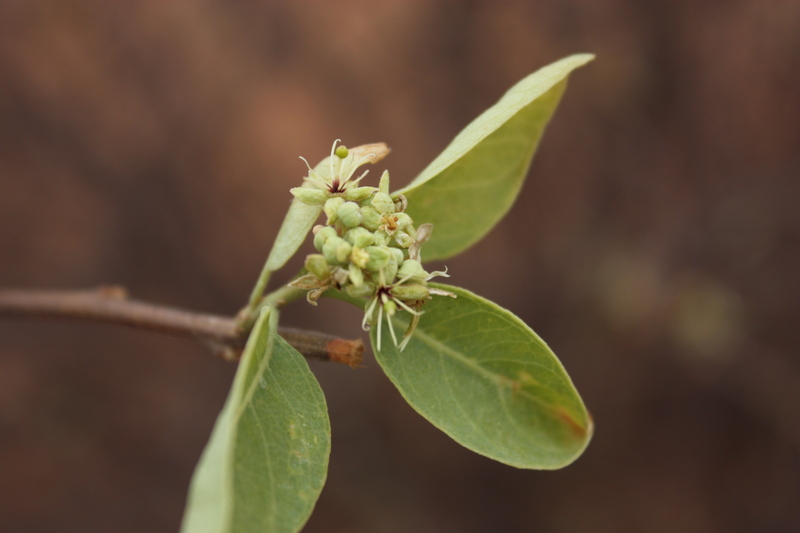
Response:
1,2,799,532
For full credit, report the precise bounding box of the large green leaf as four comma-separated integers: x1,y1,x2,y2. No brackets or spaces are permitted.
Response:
181,307,330,533
371,284,592,469
397,54,594,261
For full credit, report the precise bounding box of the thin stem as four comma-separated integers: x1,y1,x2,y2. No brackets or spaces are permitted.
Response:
0,287,363,367
247,261,272,311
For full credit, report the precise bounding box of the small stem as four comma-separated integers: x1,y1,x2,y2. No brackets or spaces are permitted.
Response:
0,287,363,366
247,259,272,310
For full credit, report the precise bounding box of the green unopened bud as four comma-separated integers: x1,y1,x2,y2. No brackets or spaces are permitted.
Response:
290,187,329,206
372,230,391,246
313,226,338,251
344,227,374,249
394,212,413,230
335,144,349,159
350,246,370,269
395,231,414,248
383,299,397,317
305,254,330,279
344,186,375,203
337,201,363,228
346,281,376,299
324,197,345,224
383,256,399,284
378,170,391,194
391,283,430,301
371,192,395,215
361,206,382,231
365,246,391,271
389,247,405,265
322,236,351,265
398,259,428,283
348,262,364,287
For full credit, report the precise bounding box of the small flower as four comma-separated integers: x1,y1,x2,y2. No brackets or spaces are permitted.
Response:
361,264,454,351
291,140,389,205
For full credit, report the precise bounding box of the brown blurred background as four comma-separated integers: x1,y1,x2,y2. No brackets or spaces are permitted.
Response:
1,2,799,532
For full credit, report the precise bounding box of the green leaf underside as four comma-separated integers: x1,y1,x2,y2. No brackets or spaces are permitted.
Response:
265,157,339,273
181,308,330,533
398,54,594,262
371,284,592,469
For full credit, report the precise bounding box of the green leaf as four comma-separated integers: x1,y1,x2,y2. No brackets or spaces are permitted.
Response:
265,199,323,274
371,284,592,469
397,54,594,261
181,307,330,533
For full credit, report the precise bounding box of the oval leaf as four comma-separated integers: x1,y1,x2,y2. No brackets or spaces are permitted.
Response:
181,308,330,533
371,284,592,469
397,54,594,262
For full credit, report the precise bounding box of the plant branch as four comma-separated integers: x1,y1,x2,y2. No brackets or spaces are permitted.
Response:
0,287,363,367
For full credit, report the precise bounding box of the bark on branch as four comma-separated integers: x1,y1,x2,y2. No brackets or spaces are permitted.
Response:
0,287,363,367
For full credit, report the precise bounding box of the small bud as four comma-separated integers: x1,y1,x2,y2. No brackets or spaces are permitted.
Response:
365,246,391,271
344,186,375,203
335,145,349,159
337,201,363,228
378,170,391,194
389,247,405,265
398,259,428,283
391,283,430,301
361,206,382,231
372,230,391,246
324,197,345,224
383,256,399,284
371,192,395,215
346,281,376,299
305,254,330,280
344,227,374,249
290,187,329,206
394,212,413,230
313,226,338,251
383,299,397,317
322,236,350,265
395,231,414,248
348,262,364,287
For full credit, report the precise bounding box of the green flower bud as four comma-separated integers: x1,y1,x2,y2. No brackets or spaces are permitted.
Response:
346,281,376,299
335,145,349,159
324,197,345,224
344,186,375,203
378,170,391,194
395,231,414,248
389,247,405,265
391,283,430,301
365,246,391,271
383,256,399,284
313,226,338,251
350,246,370,269
398,259,428,283
372,230,391,246
290,187,329,206
322,236,351,265
371,192,395,215
361,206,382,231
348,262,364,287
344,227,374,249
336,240,352,263
394,212,413,230
337,201,363,228
305,254,330,280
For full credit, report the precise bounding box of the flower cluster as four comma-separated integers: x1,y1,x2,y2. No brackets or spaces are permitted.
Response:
290,140,454,351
